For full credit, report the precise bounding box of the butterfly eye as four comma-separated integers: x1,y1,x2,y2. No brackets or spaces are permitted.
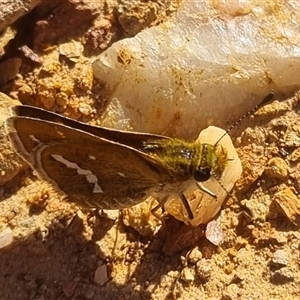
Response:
193,168,211,182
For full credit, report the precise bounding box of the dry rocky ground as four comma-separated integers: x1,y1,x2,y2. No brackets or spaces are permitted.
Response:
0,1,300,299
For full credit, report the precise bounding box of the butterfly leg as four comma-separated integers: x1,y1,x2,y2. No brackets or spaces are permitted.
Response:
196,182,217,198
151,194,195,221
180,193,194,220
151,196,168,220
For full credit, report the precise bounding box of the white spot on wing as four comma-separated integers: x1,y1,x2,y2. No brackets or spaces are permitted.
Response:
118,172,126,178
89,155,96,160
51,155,103,193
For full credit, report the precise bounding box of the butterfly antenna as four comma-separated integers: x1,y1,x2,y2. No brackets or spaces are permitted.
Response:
214,91,275,146
211,170,229,195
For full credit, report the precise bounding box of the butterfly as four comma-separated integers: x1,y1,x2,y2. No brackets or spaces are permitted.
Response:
5,105,233,220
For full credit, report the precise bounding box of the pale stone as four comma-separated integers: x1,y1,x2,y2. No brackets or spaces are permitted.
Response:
93,0,300,139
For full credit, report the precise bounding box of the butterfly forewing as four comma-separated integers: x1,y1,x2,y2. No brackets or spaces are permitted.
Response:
12,105,170,151
6,116,171,209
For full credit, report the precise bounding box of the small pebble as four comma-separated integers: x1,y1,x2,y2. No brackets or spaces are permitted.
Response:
5,211,16,221
270,249,289,269
205,220,224,246
289,147,300,162
145,283,156,294
294,175,300,194
230,271,245,284
94,264,109,286
180,268,194,284
195,259,212,282
272,187,300,226
231,216,239,227
102,209,119,220
222,283,240,300
0,227,13,249
265,157,288,180
187,247,203,264
35,227,48,241
134,284,142,292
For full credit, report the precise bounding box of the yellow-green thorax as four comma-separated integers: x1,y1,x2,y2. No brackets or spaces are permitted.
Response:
143,138,228,181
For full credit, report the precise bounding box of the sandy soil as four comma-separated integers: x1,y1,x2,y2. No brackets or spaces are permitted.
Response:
1,1,300,299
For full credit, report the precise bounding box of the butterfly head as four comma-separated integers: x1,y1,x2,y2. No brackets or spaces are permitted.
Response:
192,143,229,183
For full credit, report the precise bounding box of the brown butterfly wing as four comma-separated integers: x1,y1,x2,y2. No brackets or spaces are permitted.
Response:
6,116,170,209
11,105,170,150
